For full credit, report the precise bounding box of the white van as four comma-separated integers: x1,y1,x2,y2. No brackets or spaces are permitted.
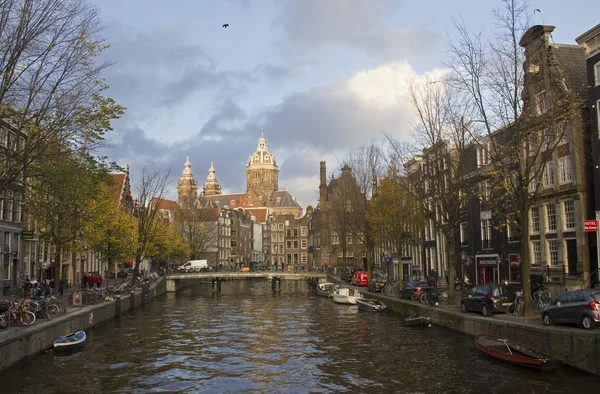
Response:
177,260,208,273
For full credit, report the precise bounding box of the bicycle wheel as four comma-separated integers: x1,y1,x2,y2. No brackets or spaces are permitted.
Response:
0,313,8,329
47,304,60,318
411,293,420,302
20,311,36,326
420,293,428,304
516,301,524,316
532,299,543,315
506,303,515,314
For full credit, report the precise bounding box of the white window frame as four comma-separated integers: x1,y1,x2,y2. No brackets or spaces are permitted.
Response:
595,61,600,86
460,222,469,246
301,252,307,264
0,127,7,147
301,239,307,249
332,232,339,245
481,219,491,248
278,223,284,231
531,207,540,233
563,200,575,230
300,226,307,236
278,233,284,242
5,190,13,221
558,156,572,184
546,204,556,232
542,161,555,187
548,240,560,266
531,241,541,266
14,192,21,223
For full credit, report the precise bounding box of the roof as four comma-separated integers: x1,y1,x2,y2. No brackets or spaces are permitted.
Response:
552,44,587,98
152,198,177,211
199,207,220,222
108,174,125,202
200,193,248,209
271,190,302,209
246,208,268,223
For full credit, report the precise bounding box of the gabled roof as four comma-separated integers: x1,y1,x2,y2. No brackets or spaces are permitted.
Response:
247,207,268,223
200,207,220,222
152,198,177,211
271,190,302,209
552,44,587,98
201,193,247,209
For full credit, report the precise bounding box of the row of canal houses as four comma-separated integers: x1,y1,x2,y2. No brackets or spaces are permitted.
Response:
399,24,600,292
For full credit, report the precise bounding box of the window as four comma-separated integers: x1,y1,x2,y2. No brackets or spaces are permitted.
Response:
293,228,298,237
476,143,490,168
531,241,541,266
286,240,292,249
231,229,237,237
595,62,600,86
597,99,600,138
548,240,560,266
278,233,284,242
278,223,284,231
271,224,277,231
301,252,307,264
531,207,540,233
332,232,339,244
301,239,307,249
460,222,469,246
301,226,307,236
507,214,518,242
14,192,21,223
529,170,537,193
563,200,575,229
546,204,556,231
0,127,7,147
286,229,292,238
293,240,298,249
346,234,352,244
286,254,292,264
278,244,284,254
536,90,547,114
293,254,299,264
0,191,3,220
543,162,555,187
356,232,363,244
479,181,490,204
285,220,289,226
231,240,237,248
5,190,12,221
481,219,491,249
271,233,277,242
558,156,572,184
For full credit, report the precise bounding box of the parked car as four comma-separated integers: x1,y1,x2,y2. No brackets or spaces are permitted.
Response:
460,284,516,317
368,278,387,293
542,289,600,330
342,267,360,282
351,271,369,287
400,281,433,300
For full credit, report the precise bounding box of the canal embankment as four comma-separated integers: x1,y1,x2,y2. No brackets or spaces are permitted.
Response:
0,276,167,372
328,274,600,376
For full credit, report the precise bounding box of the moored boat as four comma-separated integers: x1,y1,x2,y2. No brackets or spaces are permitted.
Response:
475,334,560,370
404,316,431,326
332,287,363,304
54,330,86,352
316,282,337,297
356,298,387,312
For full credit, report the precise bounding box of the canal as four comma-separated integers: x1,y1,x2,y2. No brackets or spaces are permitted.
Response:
1,279,596,393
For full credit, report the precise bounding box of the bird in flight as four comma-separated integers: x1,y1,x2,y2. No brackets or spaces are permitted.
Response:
222,23,229,28
533,9,541,13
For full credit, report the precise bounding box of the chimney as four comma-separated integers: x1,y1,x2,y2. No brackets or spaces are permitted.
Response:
320,161,326,186
519,25,555,48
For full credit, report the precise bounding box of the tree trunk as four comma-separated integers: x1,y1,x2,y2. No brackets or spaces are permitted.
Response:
445,230,457,305
519,208,533,316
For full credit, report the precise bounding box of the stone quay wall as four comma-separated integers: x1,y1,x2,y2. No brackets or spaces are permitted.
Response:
0,277,167,372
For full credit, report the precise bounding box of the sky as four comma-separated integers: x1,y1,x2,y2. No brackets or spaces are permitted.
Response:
91,0,598,209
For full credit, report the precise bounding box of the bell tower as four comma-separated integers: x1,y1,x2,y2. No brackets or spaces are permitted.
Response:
245,129,279,207
177,154,198,208
203,160,222,196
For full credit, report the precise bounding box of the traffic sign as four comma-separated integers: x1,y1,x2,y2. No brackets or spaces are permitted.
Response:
584,220,598,232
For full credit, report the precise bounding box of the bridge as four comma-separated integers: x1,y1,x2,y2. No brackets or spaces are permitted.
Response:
165,272,328,293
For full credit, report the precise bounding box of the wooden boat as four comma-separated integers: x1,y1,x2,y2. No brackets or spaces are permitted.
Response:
404,316,431,326
316,282,337,297
54,330,86,351
356,298,387,312
475,334,561,370
332,287,363,304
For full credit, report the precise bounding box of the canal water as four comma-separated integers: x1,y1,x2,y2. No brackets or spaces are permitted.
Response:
1,279,596,393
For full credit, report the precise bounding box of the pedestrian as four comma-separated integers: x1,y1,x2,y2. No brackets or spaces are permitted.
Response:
95,273,102,288
23,276,31,297
58,278,64,297
86,273,94,288
81,273,86,290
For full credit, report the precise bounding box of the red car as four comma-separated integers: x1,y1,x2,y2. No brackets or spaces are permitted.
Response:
351,271,369,287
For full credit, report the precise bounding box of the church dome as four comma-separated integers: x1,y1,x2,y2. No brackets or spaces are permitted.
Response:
247,129,278,170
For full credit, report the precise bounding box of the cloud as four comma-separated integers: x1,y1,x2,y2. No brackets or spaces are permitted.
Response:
275,0,438,61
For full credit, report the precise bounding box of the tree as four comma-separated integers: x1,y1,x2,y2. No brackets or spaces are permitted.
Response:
446,0,584,314
367,177,425,281
174,204,218,261
27,144,112,288
131,168,170,275
0,0,124,190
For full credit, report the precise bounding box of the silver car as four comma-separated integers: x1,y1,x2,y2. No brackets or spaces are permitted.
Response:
542,289,600,330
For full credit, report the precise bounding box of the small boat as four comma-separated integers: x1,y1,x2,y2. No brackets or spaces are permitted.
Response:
316,282,337,297
404,316,431,326
332,287,363,304
475,334,561,370
54,330,86,351
356,298,387,312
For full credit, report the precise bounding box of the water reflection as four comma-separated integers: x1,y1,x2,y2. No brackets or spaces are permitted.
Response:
0,279,596,393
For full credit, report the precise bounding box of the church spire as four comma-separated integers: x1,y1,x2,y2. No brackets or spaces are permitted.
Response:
178,154,198,207
203,160,222,196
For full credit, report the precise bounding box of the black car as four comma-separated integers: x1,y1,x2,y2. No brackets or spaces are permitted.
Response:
542,289,600,330
460,284,516,316
400,281,433,300
368,278,387,293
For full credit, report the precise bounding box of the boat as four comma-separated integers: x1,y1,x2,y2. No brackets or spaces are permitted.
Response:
404,315,431,326
316,282,337,297
356,298,387,312
475,334,561,370
332,287,363,304
54,330,86,351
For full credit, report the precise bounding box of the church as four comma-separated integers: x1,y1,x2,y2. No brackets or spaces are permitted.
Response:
177,129,303,218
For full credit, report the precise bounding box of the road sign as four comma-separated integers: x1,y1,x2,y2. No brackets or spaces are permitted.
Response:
584,220,598,232
22,230,34,240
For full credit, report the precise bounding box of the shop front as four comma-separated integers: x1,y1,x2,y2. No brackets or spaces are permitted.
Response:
476,254,500,284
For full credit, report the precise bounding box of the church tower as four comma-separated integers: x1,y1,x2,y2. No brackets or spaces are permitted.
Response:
246,129,279,207
177,155,198,208
203,160,222,196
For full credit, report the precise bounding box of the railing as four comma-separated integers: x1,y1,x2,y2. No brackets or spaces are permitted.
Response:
581,268,599,289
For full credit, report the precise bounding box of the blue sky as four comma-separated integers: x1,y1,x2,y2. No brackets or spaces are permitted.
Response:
92,0,598,208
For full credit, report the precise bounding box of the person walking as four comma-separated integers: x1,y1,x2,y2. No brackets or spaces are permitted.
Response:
58,278,64,297
86,273,94,289
95,273,102,288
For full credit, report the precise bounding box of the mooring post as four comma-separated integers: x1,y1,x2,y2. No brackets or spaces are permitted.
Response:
212,278,218,293
115,295,121,316
217,277,222,293
272,276,281,292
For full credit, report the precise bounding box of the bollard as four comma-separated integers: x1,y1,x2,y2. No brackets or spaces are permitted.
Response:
217,278,222,294
130,290,135,310
272,276,281,292
115,295,121,316
212,278,218,293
